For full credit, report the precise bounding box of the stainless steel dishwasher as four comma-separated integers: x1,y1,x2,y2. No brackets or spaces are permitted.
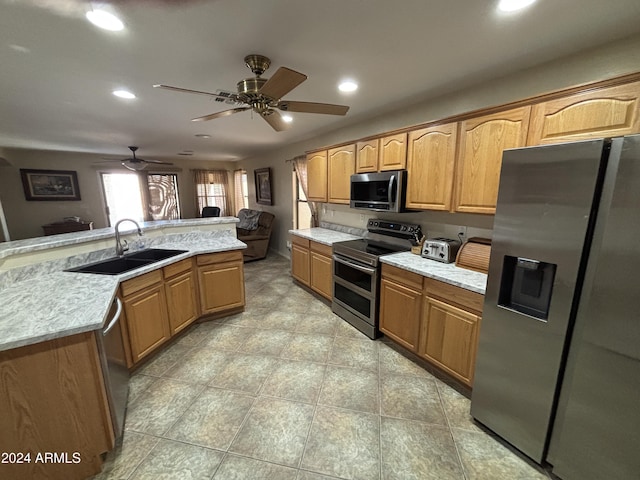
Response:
96,297,129,438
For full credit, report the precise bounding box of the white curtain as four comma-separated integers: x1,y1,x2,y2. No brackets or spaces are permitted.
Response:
193,170,232,216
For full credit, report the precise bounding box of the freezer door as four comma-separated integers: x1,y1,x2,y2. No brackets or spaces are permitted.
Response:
548,135,640,480
471,139,608,462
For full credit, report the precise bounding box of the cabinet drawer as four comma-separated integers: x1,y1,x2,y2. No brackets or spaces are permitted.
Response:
310,240,332,257
196,250,243,266
423,277,484,314
120,269,163,297
381,263,423,291
292,235,310,248
163,258,192,279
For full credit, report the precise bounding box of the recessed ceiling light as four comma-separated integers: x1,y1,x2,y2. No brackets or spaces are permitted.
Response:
112,90,136,99
338,81,358,93
282,114,293,123
498,0,537,12
86,9,124,31
194,134,211,138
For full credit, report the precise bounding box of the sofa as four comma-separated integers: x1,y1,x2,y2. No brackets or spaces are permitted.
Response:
236,208,275,262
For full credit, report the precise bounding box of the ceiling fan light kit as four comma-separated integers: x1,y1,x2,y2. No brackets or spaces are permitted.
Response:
155,54,350,131
98,146,173,171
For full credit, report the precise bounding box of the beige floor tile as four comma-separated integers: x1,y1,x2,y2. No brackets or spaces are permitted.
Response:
166,387,255,450
380,416,464,480
301,405,380,480
127,374,158,405
92,431,159,480
128,438,224,480
452,428,549,480
436,379,482,432
380,374,447,425
294,313,340,336
136,343,193,377
198,323,253,351
260,359,326,404
229,396,315,467
280,332,334,363
379,342,432,378
213,454,298,480
318,365,379,414
163,347,230,384
208,353,279,394
328,336,379,371
242,329,294,356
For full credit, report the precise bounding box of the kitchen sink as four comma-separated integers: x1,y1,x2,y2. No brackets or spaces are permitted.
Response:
66,248,189,275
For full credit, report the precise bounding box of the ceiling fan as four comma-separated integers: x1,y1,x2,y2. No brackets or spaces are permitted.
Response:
154,54,350,131
98,146,174,171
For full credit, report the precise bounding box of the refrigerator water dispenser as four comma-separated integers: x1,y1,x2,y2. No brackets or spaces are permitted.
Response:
498,256,556,321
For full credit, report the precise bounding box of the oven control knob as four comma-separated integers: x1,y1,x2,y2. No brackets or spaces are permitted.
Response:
401,226,406,231
374,221,379,227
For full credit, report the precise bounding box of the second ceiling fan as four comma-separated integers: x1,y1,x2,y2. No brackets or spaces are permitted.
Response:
154,54,350,131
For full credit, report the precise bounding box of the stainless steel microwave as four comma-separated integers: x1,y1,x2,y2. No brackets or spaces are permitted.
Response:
350,170,407,212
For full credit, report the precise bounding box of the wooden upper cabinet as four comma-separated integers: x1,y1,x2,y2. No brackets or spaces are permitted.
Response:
527,81,640,145
307,151,328,202
356,139,379,173
327,144,355,204
454,106,531,215
379,133,407,171
406,123,457,211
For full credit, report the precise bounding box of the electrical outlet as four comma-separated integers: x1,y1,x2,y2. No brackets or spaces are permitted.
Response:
360,214,365,222
286,240,291,249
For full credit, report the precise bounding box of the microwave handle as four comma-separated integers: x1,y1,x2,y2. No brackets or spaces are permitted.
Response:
388,175,396,206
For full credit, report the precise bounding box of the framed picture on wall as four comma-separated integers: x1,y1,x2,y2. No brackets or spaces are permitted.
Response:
20,169,81,201
255,167,272,205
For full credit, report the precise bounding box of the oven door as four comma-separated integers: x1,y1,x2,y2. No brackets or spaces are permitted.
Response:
332,253,378,326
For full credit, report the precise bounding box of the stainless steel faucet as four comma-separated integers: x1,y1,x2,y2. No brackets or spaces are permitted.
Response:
114,219,143,257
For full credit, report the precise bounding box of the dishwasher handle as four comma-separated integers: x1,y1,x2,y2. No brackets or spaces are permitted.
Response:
103,297,123,336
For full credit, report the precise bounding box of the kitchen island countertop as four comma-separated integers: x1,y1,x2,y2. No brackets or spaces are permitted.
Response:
0,232,246,353
289,227,362,245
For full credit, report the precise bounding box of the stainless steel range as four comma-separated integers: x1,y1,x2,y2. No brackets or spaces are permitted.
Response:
332,220,421,339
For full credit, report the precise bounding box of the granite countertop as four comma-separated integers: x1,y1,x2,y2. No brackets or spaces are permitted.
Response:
0,217,239,259
0,234,246,353
381,252,488,294
289,227,362,245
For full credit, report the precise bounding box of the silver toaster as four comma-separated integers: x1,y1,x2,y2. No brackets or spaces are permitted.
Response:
421,238,462,263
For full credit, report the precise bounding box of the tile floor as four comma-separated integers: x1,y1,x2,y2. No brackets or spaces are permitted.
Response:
93,254,551,480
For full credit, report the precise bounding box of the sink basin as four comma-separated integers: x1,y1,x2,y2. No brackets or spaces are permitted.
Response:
66,248,189,275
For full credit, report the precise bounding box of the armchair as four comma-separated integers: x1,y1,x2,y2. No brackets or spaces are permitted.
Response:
236,208,275,261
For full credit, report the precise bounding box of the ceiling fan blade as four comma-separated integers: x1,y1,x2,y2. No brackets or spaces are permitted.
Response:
277,100,349,115
261,110,290,132
259,67,307,100
142,159,174,165
154,84,238,101
192,107,250,122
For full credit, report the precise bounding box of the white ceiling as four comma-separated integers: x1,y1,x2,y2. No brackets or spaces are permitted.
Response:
1,0,640,163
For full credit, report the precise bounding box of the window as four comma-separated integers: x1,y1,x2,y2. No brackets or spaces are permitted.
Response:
100,172,181,226
194,170,230,216
233,169,248,213
293,170,312,229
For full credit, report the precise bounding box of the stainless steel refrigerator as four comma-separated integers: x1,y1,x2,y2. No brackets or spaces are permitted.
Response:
471,135,640,480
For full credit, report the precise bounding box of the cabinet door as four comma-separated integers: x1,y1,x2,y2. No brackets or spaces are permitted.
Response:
123,283,171,363
198,261,245,314
328,144,355,204
307,151,328,202
527,81,640,145
291,243,310,286
356,139,379,173
406,123,457,211
379,133,407,171
419,296,480,386
379,278,422,352
165,270,199,335
454,106,531,214
310,250,332,300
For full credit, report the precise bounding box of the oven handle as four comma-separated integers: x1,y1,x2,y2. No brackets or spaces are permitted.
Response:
333,254,376,275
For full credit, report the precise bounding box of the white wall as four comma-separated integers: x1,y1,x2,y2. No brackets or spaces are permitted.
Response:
0,148,236,240
237,34,640,258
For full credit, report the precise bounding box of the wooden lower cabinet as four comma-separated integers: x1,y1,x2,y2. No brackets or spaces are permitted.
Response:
291,240,310,285
418,297,481,386
309,242,332,300
165,269,199,335
379,277,422,351
197,251,245,315
0,332,114,480
291,236,333,301
122,281,170,364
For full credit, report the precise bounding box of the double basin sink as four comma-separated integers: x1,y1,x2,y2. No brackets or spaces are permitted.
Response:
66,248,188,275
